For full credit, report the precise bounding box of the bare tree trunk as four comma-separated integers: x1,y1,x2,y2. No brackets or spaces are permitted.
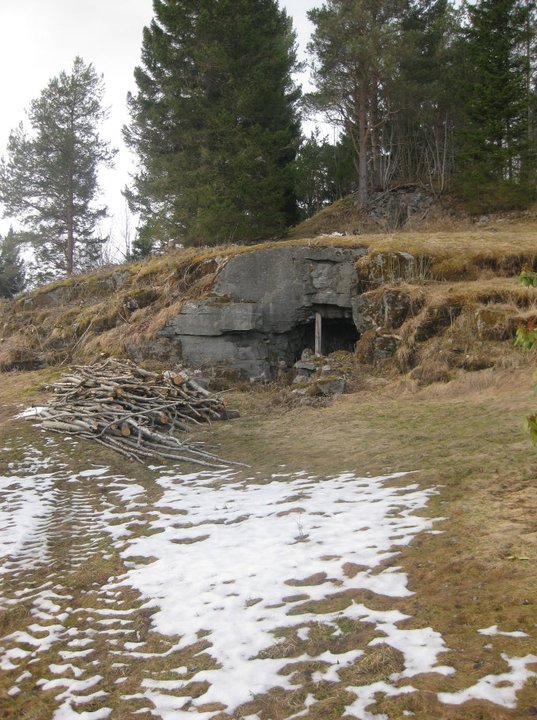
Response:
357,81,369,209
370,78,381,190
66,189,74,275
66,110,75,276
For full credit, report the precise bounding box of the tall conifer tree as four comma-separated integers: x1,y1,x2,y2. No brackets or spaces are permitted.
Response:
0,228,26,298
392,0,460,191
457,0,535,208
0,58,115,282
125,0,300,250
307,0,407,208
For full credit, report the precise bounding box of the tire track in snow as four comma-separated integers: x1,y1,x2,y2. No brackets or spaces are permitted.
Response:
0,442,196,719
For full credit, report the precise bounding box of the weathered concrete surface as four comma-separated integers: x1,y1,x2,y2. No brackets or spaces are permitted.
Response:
214,246,363,318
160,245,366,378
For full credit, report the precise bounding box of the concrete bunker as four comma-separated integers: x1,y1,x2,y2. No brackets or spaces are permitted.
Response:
160,245,367,378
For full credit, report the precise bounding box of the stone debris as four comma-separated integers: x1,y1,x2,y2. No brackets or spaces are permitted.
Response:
291,350,349,398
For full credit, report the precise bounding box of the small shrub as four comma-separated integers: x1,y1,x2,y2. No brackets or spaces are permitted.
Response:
514,320,537,351
519,266,537,288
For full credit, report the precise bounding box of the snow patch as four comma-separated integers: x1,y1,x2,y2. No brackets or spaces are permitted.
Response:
103,470,446,714
439,654,537,708
478,625,529,638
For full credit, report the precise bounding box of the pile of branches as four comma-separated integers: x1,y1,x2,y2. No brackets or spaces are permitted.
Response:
35,358,241,467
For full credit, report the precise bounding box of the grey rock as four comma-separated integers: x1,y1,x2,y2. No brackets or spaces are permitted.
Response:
366,185,434,230
294,361,316,372
113,271,131,288
361,251,432,285
317,378,346,395
373,334,398,360
165,300,260,336
352,289,416,332
214,246,365,326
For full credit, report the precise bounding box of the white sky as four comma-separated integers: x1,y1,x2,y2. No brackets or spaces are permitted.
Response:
0,0,318,251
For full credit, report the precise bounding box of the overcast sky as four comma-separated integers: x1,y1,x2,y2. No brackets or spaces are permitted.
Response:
0,0,318,250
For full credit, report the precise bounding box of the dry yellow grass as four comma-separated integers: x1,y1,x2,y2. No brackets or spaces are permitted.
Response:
0,221,535,372
2,351,537,718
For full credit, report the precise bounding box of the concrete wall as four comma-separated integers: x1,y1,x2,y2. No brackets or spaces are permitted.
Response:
159,245,367,378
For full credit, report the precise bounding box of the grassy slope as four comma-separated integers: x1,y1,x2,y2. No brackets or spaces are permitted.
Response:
1,213,537,372
2,213,537,717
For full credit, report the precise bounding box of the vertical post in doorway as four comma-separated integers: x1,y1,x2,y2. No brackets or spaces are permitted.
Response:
315,311,322,356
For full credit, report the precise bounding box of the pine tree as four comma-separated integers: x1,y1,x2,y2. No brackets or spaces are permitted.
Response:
457,0,536,209
0,228,26,298
124,0,300,250
307,0,407,208
295,130,355,217
0,57,116,283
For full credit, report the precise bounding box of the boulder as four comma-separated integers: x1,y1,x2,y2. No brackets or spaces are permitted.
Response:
352,288,421,333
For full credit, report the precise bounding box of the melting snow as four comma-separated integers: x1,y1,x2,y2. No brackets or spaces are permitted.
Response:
439,653,537,708
1,449,536,719
345,681,417,720
104,469,449,713
478,625,529,638
0,471,56,568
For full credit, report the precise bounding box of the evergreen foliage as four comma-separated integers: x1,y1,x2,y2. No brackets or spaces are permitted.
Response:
0,57,116,283
295,130,355,217
456,0,536,210
306,0,536,210
393,0,460,191
125,0,301,250
307,0,462,202
307,0,408,207
0,228,26,298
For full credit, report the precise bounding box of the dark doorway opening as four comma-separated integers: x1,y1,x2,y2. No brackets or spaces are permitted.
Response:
302,315,359,356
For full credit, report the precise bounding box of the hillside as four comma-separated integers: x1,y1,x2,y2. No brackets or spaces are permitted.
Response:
1,207,536,382
1,208,537,720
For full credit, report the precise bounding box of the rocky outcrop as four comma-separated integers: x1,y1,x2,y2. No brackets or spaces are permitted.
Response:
0,235,527,384
367,185,435,230
160,246,366,378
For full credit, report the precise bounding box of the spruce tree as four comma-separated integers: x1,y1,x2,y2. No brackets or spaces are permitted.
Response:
392,0,460,191
0,58,116,283
124,0,300,249
0,228,26,298
295,131,355,217
457,0,535,209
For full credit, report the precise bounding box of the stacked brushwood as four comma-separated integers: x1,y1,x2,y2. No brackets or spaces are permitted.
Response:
35,358,241,467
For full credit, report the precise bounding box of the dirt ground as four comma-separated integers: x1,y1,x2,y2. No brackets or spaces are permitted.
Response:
1,360,537,718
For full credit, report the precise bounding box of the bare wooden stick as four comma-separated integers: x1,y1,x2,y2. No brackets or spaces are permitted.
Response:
32,358,243,468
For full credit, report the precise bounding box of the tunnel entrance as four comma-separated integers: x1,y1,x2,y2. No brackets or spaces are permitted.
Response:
301,309,360,357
